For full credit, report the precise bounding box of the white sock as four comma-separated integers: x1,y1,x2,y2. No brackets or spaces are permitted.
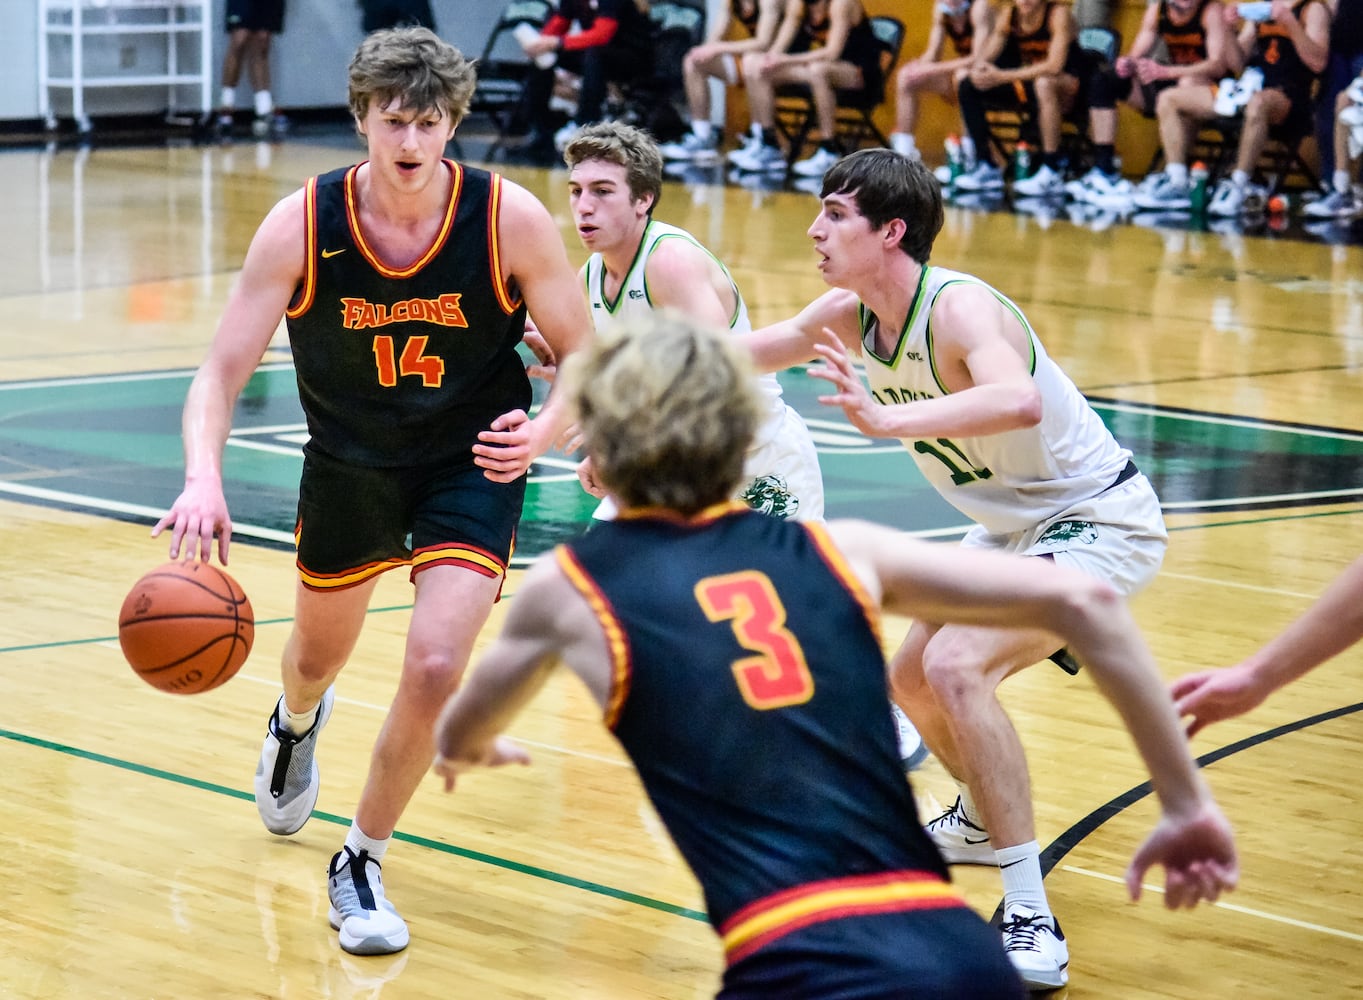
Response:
220,86,236,111
1231,169,1249,188
961,135,976,161
954,779,987,828
254,90,273,117
691,119,712,142
996,840,1048,915
749,122,763,141
345,824,390,862
1167,163,1189,187
278,697,319,736
889,131,916,156
1334,169,1351,194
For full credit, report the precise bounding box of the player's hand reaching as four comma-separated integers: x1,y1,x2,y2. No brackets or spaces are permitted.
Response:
152,479,232,565
1126,801,1238,909
522,319,558,383
1170,665,1269,738
432,736,531,792
576,455,608,498
808,328,887,438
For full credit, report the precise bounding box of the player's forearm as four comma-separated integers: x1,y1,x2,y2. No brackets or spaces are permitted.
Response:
180,371,236,481
1067,603,1213,816
867,383,1040,440
1238,555,1363,690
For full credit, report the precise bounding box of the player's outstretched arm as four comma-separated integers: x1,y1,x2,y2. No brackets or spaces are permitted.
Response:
433,553,610,790
1172,552,1363,737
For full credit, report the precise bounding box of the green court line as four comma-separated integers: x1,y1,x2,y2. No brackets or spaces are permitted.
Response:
0,726,707,923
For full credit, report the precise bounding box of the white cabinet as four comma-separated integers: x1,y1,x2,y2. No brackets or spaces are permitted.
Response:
38,0,212,134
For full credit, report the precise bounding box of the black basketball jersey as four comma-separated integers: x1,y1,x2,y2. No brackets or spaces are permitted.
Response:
943,6,976,58
559,504,956,961
734,0,761,36
1000,1,1081,72
1157,0,1211,66
1249,0,1326,92
284,161,530,468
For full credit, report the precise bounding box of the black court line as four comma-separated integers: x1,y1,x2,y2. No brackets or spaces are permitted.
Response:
988,698,1363,925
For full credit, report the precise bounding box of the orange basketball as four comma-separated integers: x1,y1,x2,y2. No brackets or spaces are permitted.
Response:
118,561,254,694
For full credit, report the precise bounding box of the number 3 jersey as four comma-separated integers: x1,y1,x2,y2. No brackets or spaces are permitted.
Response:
558,502,957,955
859,266,1131,535
285,161,530,467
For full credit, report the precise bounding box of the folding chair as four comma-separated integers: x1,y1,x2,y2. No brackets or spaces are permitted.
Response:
468,0,555,141
773,15,908,167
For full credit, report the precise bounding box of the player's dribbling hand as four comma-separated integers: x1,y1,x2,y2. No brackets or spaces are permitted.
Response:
1126,801,1238,909
151,480,232,565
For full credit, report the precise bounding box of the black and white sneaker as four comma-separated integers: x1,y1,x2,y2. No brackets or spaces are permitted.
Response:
253,686,334,835
1001,906,1069,991
891,704,930,771
925,796,996,865
328,847,410,956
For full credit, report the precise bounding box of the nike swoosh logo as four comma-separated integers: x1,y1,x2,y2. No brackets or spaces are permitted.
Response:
321,248,346,258
965,835,991,845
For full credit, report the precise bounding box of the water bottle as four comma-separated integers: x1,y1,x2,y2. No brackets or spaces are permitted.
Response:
1189,161,1209,215
944,134,963,180
1013,141,1032,182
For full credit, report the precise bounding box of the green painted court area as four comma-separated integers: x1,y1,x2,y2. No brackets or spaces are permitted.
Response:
3,363,1363,563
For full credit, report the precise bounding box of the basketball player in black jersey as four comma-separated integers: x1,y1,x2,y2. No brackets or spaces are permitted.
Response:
1138,0,1331,214
431,311,1237,999
1074,0,1230,197
155,27,588,956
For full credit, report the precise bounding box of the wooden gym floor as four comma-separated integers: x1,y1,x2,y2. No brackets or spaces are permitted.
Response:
1,128,1361,998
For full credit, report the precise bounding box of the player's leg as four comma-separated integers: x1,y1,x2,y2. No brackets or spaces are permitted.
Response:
327,459,525,956
911,619,1073,990
891,61,956,158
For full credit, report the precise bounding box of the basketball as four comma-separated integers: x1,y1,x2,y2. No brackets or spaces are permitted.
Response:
118,561,254,694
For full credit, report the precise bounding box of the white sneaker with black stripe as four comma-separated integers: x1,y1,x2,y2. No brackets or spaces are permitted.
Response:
253,686,335,835
328,847,410,955
924,795,996,865
1001,906,1069,991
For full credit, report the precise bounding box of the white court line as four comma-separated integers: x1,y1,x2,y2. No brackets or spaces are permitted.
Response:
0,480,296,545
1060,864,1363,942
1158,572,1322,601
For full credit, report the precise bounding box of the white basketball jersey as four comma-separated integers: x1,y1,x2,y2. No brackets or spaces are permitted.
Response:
860,266,1131,535
585,219,787,448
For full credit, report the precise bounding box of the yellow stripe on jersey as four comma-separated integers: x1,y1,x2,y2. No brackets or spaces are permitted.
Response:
556,547,633,728
285,175,319,319
803,522,883,647
720,872,964,964
488,174,521,315
345,160,461,278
